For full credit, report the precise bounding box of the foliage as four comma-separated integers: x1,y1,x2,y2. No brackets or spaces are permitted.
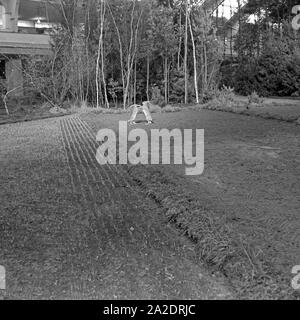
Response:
21,0,222,107
107,78,122,106
229,31,300,97
257,33,300,96
150,84,165,106
161,104,182,112
247,91,264,105
207,85,237,109
25,0,300,104
219,0,300,97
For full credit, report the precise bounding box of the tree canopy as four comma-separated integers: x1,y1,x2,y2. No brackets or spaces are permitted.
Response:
24,0,300,106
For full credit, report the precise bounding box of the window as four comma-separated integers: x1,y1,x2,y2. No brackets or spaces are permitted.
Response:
0,60,6,80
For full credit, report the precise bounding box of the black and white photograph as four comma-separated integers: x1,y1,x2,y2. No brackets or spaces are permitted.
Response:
0,0,299,306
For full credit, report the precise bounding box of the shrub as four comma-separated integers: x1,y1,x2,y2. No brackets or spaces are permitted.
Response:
68,100,94,113
209,85,236,109
161,104,182,113
150,85,165,106
149,103,162,113
221,33,300,97
91,107,129,114
202,89,217,103
247,92,264,105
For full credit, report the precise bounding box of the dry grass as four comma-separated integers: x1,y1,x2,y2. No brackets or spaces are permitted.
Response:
201,97,300,124
125,165,299,300
78,109,300,299
0,102,71,125
161,105,182,113
0,116,233,299
2,94,299,126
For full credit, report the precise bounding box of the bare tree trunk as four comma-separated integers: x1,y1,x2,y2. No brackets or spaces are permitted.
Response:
184,0,188,104
129,84,133,105
200,23,208,94
107,3,125,106
2,86,22,115
134,59,137,104
188,12,199,103
123,1,136,108
146,54,150,101
204,42,208,92
164,56,168,103
100,1,109,108
85,5,91,103
96,11,101,108
51,48,59,103
177,7,182,70
96,0,109,108
257,6,261,57
99,71,104,106
237,0,242,56
123,1,143,108
167,60,170,104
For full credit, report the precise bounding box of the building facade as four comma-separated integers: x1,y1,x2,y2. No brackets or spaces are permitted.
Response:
0,0,59,96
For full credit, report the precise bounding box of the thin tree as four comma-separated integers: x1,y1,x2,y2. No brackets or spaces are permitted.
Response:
188,10,199,103
96,0,109,108
184,0,189,104
177,6,182,70
145,6,155,102
146,53,150,101
107,2,125,107
123,0,143,108
164,56,169,103
133,59,137,104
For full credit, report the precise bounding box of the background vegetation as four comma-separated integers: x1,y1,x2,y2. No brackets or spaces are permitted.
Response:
22,0,300,109
219,0,300,97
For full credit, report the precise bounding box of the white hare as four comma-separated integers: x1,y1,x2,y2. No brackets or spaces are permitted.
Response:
128,101,154,125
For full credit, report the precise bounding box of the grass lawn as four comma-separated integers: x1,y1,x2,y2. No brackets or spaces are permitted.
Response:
0,115,232,300
81,109,300,299
204,96,300,124
1,101,299,299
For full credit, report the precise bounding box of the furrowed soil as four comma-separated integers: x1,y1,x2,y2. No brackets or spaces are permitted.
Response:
0,115,232,299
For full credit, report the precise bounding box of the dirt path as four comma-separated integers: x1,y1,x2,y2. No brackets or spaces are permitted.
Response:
0,116,232,299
